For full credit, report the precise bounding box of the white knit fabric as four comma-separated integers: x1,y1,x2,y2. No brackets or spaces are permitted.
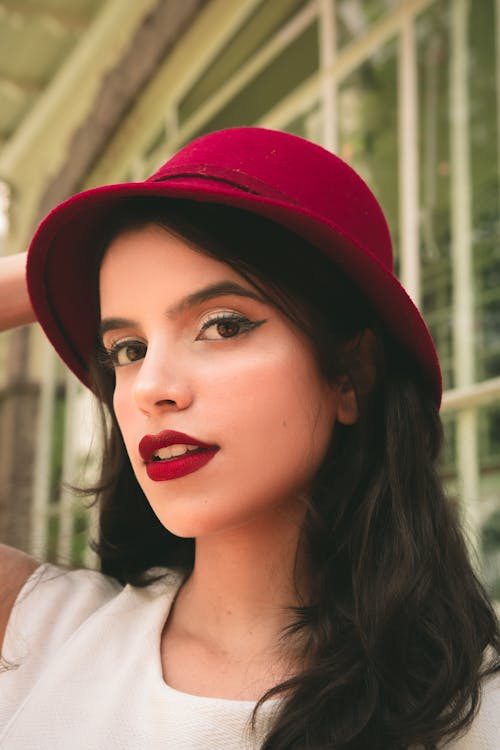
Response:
0,562,499,749
0,563,277,749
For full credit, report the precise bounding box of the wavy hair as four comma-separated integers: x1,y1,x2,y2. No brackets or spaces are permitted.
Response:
84,198,500,750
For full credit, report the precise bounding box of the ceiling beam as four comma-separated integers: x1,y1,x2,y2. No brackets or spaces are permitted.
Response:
0,74,42,97
37,0,206,221
0,0,206,255
0,1,90,33
84,0,262,187
0,0,161,184
0,0,160,253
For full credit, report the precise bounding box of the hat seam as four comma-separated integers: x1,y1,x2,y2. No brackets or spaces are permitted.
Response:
149,165,301,205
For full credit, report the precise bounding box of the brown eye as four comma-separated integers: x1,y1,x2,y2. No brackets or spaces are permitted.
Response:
216,320,241,338
107,340,147,367
124,345,143,361
197,313,265,341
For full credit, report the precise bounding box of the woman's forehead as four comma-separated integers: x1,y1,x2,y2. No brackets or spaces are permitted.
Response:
98,223,264,316
101,222,233,276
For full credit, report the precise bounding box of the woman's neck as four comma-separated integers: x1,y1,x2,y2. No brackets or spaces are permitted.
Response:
195,529,299,641
160,508,310,699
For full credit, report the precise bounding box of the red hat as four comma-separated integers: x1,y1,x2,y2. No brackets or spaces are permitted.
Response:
26,126,442,405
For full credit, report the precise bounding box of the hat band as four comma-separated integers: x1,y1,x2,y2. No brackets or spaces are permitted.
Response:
149,163,300,205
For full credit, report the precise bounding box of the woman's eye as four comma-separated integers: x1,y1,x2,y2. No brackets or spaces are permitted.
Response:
197,314,265,341
105,340,147,367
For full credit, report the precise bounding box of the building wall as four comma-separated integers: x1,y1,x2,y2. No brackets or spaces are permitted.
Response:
1,0,499,595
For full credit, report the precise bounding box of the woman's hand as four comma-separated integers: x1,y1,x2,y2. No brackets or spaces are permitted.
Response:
0,252,36,332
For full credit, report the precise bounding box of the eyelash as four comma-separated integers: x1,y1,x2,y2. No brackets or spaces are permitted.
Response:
101,340,146,369
101,313,265,369
197,312,263,340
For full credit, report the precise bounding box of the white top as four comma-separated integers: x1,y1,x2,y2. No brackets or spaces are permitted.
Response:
0,563,277,749
0,563,499,749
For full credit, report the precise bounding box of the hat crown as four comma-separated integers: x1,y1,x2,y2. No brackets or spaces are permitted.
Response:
149,127,394,271
27,126,441,403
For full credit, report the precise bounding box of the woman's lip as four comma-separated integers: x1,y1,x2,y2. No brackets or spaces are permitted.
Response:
139,429,218,462
145,448,218,482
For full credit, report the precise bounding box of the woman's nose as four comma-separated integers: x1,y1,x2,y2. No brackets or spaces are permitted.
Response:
132,342,193,415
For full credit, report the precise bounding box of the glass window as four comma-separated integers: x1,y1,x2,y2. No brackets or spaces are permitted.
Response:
337,38,400,270
441,412,457,479
178,0,309,125
417,2,453,390
482,512,500,600
336,0,403,48
479,401,500,599
284,101,322,143
48,505,91,566
479,402,500,473
144,123,167,161
195,21,319,136
419,0,500,391
470,0,500,383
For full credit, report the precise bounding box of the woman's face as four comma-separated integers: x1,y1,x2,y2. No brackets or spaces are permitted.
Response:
99,224,357,539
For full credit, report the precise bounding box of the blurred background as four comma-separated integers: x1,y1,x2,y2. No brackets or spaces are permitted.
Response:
0,0,499,598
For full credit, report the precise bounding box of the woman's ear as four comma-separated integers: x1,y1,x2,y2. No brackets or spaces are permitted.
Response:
334,329,378,426
335,375,358,425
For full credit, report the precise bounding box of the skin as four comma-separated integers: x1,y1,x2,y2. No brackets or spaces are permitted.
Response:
99,224,358,699
0,255,42,653
0,252,35,331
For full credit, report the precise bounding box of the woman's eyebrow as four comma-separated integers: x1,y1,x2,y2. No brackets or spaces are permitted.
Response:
168,281,264,317
99,280,265,339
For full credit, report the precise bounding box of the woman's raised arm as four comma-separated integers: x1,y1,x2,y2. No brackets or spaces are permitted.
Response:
0,544,40,653
0,252,36,332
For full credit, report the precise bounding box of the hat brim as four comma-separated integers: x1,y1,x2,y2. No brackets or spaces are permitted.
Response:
27,176,442,405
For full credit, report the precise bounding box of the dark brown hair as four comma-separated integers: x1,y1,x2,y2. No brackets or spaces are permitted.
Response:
84,198,499,750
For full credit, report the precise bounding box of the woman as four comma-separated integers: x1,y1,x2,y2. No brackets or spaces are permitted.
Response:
0,127,499,749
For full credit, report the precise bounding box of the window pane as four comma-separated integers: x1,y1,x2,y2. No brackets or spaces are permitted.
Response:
179,0,308,124
441,412,457,479
284,101,322,143
419,0,500,391
337,39,400,269
470,0,500,382
417,3,453,390
479,402,500,473
479,402,500,599
195,21,319,136
336,0,402,49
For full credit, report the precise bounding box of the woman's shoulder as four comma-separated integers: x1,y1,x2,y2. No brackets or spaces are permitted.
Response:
443,668,500,750
0,545,39,653
1,556,123,667
2,558,185,667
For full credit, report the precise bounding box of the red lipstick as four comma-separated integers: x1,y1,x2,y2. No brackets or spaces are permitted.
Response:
139,430,219,481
